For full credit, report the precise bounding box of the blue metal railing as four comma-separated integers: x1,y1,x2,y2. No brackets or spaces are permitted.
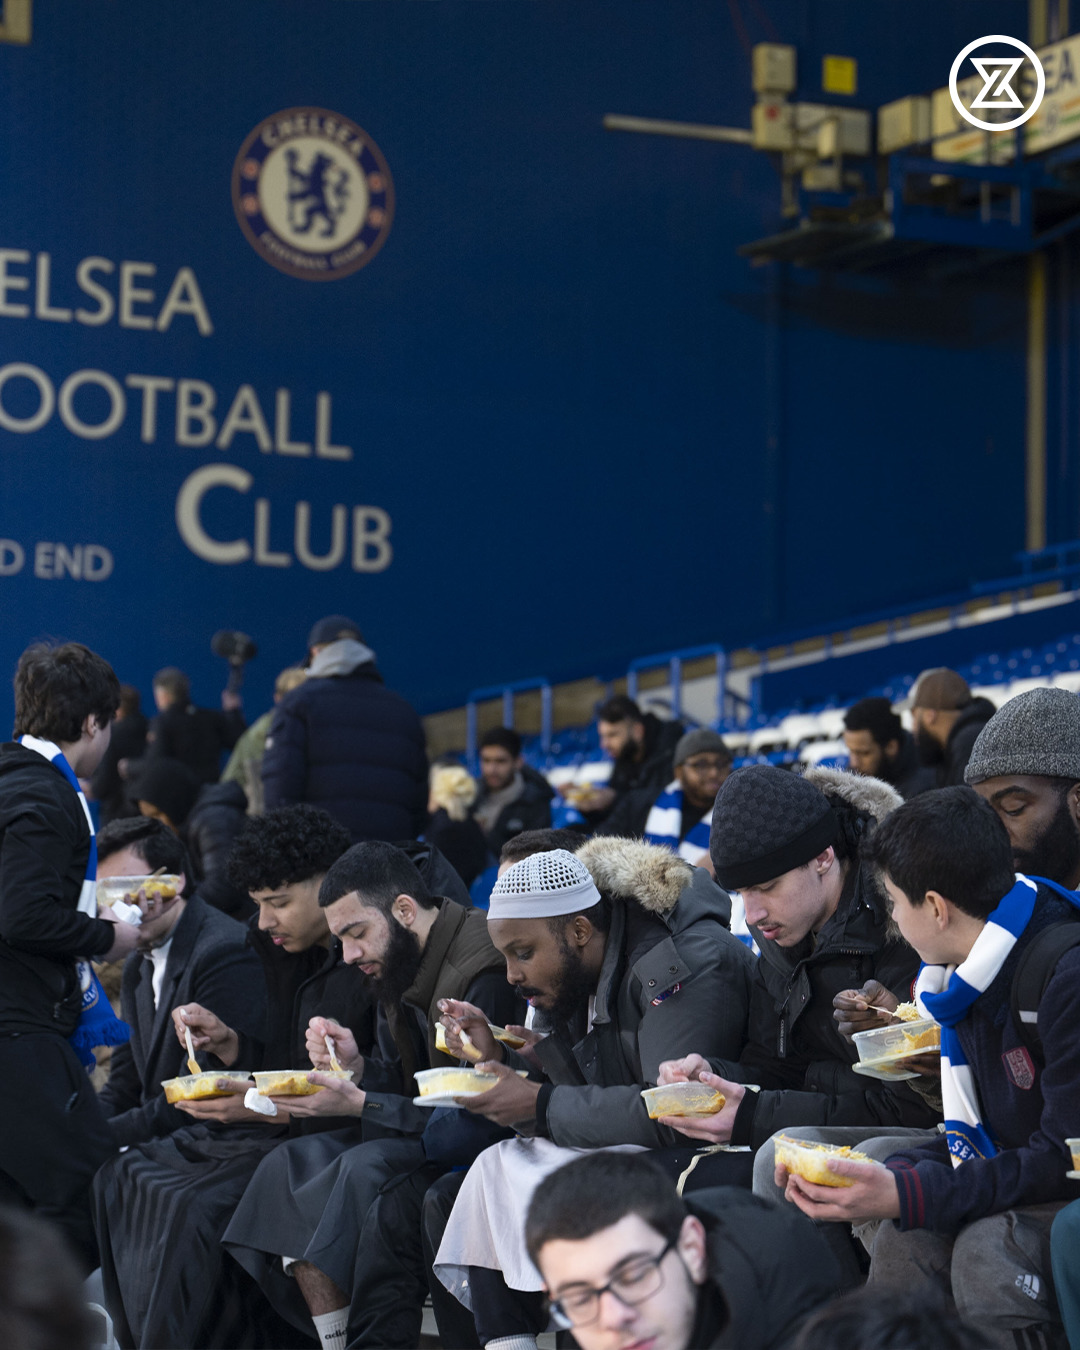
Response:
465,676,553,769
462,541,1080,755
627,644,729,725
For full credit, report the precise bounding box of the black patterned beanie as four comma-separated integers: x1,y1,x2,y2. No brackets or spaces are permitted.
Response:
709,764,837,891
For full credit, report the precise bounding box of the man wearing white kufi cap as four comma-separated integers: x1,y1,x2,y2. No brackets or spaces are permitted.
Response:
428,838,756,1350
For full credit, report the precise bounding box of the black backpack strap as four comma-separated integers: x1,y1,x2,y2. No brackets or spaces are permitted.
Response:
1011,920,1080,1061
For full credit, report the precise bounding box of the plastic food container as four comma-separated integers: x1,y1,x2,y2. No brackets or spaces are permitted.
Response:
640,1082,726,1120
413,1066,530,1099
774,1135,881,1188
252,1068,353,1097
1067,1138,1080,1172
161,1071,252,1103
852,1017,941,1066
97,875,182,909
434,1023,527,1058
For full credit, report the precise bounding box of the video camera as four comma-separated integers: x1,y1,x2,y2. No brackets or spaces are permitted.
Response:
211,630,258,692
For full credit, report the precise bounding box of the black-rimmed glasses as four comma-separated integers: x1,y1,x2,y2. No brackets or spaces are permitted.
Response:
550,1239,677,1327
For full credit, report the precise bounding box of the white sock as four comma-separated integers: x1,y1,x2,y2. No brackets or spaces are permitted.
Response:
312,1307,348,1350
485,1338,538,1350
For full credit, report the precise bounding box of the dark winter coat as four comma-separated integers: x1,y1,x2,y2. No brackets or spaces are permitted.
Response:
519,837,755,1148
397,838,475,910
0,743,115,1037
185,780,252,919
879,729,936,800
941,696,997,787
98,897,266,1145
232,924,378,1138
476,765,554,856
261,658,427,842
888,886,1080,1233
425,810,491,887
687,1186,841,1349
716,769,940,1149
147,703,246,785
90,712,149,825
607,713,684,800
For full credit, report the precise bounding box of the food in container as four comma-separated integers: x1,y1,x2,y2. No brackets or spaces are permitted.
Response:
414,1067,527,1098
640,1082,726,1119
852,1017,941,1067
98,875,181,909
252,1068,353,1097
435,1022,528,1058
161,1071,253,1103
491,1026,527,1049
774,1134,881,1188
1067,1138,1080,1172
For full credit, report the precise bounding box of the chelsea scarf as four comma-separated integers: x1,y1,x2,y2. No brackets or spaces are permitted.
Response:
643,780,712,866
915,872,1080,1167
19,735,131,1069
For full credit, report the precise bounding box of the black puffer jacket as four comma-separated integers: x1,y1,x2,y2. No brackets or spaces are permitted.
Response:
715,768,940,1148
262,642,427,842
185,780,252,919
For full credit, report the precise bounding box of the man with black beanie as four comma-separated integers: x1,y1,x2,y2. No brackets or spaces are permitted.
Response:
654,765,937,1155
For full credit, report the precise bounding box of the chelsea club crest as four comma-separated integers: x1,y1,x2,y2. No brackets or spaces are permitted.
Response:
232,107,394,280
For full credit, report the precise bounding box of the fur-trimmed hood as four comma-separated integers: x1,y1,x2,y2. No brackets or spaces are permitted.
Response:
575,835,693,915
803,766,902,823
574,835,731,930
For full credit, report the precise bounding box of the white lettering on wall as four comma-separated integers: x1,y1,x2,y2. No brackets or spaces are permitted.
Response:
0,248,213,334
174,464,392,573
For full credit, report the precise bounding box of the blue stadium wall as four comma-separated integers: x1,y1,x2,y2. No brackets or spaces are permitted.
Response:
0,0,1045,723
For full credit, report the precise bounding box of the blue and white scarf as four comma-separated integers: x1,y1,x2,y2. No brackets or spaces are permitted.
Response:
643,780,712,867
915,872,1080,1167
19,735,130,1069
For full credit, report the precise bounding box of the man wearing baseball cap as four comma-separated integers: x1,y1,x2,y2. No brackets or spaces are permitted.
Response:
261,615,428,841
965,685,1080,890
908,667,995,788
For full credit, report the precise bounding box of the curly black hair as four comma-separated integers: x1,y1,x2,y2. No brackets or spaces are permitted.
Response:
227,804,352,894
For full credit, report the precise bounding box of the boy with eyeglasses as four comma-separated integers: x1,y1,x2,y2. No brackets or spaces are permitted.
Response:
524,1152,840,1350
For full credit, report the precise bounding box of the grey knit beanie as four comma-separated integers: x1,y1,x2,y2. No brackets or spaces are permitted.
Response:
709,765,837,891
964,687,1080,785
673,728,732,768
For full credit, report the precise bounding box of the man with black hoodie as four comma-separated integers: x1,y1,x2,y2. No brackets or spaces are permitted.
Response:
0,641,137,1270
527,1152,839,1350
262,614,428,841
574,695,683,826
